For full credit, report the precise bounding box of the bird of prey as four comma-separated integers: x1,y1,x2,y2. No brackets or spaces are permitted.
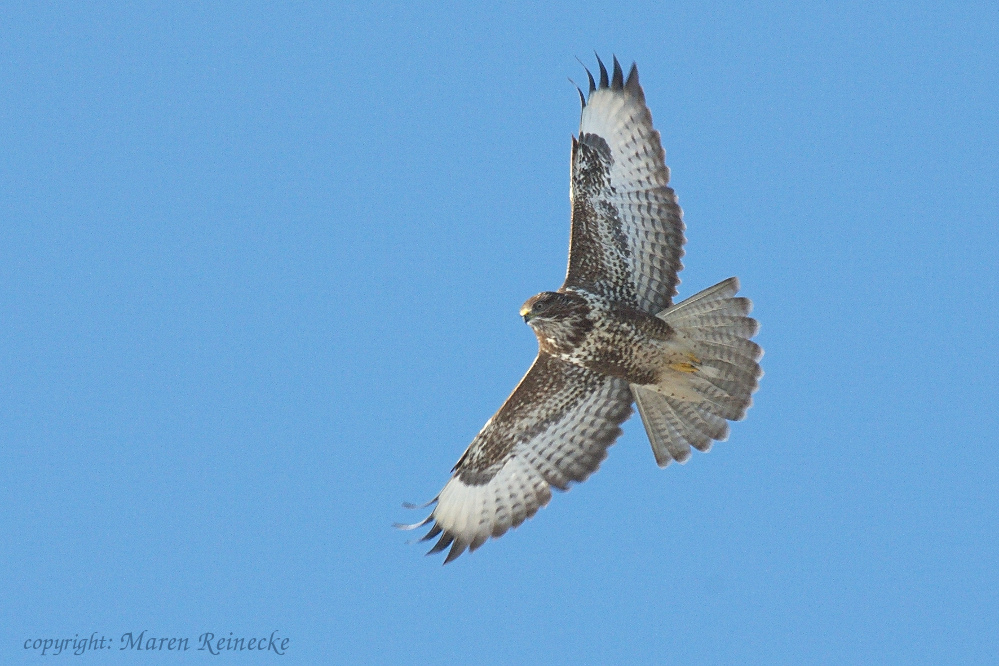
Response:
398,55,762,563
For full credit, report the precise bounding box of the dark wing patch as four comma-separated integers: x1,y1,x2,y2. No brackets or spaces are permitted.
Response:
564,57,686,314
399,354,633,563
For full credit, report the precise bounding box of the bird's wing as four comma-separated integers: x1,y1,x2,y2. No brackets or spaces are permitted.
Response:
564,56,685,313
398,353,633,563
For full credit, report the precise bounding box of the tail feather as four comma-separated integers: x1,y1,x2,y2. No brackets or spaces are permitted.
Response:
631,277,762,467
690,339,763,366
634,388,698,465
668,297,753,322
667,397,729,444
660,277,740,318
634,388,730,466
633,388,674,465
698,358,762,396
684,376,750,420
689,331,763,358
680,314,759,339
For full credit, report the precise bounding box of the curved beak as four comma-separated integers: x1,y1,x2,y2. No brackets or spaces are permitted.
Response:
520,305,533,323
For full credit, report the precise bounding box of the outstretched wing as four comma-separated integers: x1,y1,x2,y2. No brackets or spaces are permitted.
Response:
399,353,633,563
565,56,685,314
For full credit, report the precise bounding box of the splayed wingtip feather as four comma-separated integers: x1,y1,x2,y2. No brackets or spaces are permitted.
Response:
443,539,468,564
393,514,434,530
426,531,454,555
419,523,443,543
401,497,438,510
595,52,609,88
625,63,640,94
611,55,624,90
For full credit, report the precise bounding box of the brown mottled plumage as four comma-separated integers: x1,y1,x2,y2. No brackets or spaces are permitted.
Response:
397,56,763,563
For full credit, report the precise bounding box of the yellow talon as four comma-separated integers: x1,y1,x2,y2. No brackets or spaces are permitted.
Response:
669,362,698,373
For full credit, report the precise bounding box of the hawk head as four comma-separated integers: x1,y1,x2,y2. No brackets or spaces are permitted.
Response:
520,290,593,354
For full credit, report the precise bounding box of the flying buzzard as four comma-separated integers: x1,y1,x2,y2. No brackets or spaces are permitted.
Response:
398,56,762,563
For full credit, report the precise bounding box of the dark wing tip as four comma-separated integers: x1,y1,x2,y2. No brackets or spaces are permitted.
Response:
592,54,636,95
611,55,624,90
574,55,597,94
419,523,443,542
469,533,489,552
426,531,454,555
625,62,644,101
443,540,469,564
625,62,639,88
595,52,609,88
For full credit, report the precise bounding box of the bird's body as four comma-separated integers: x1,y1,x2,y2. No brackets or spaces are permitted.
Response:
528,287,680,386
399,56,763,562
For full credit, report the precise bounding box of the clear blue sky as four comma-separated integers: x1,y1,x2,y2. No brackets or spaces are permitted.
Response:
3,2,997,663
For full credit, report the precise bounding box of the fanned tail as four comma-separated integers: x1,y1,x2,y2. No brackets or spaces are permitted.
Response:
631,277,763,467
